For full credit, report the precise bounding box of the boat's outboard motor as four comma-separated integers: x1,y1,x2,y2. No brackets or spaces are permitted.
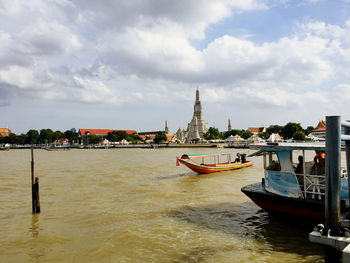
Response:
241,154,247,163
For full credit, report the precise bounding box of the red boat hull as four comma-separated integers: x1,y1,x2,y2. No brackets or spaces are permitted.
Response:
241,183,325,220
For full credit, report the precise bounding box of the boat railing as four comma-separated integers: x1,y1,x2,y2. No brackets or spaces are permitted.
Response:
297,173,326,200
298,168,348,200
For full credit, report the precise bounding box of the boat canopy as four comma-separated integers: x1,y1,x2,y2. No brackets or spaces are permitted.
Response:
180,150,248,160
250,142,327,151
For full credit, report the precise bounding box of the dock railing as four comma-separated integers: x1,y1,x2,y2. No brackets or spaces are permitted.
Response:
309,116,350,262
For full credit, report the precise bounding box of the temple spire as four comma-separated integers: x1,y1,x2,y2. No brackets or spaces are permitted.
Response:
185,88,209,142
165,120,170,134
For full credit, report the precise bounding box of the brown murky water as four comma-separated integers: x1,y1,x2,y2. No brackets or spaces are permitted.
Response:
0,148,324,262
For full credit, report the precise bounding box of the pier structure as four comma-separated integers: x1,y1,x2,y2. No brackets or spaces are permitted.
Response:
309,116,350,262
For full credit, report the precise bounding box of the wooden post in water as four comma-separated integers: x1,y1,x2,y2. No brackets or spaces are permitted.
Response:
31,145,40,213
33,177,40,213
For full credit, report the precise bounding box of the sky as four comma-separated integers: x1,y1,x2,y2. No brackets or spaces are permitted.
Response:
1,0,350,134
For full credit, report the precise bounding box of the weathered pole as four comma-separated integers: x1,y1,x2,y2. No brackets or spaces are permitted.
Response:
31,145,40,213
325,116,342,262
31,145,35,213
33,177,40,213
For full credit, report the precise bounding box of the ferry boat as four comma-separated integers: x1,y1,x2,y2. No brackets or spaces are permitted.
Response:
176,151,253,174
241,142,349,220
43,146,71,151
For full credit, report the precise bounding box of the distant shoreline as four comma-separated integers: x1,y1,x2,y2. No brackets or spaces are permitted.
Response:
4,143,245,149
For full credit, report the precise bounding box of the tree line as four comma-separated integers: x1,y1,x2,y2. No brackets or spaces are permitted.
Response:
0,128,167,145
204,122,315,141
0,128,79,145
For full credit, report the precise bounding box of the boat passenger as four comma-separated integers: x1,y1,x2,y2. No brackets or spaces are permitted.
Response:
294,155,303,174
241,154,247,163
311,151,325,175
235,153,241,163
267,160,281,171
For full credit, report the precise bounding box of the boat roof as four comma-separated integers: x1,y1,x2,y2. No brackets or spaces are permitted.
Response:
250,142,326,151
180,150,248,159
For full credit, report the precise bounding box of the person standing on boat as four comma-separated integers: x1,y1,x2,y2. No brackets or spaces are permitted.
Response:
312,151,325,175
294,155,303,174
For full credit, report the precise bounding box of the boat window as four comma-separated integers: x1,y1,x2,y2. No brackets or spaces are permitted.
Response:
291,150,326,176
265,152,280,171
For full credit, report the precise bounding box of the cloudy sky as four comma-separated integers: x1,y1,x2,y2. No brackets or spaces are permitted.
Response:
1,0,350,134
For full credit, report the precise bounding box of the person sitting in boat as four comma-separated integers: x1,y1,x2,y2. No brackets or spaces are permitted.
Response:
294,155,303,174
267,160,281,171
241,154,247,163
235,153,241,163
311,151,325,175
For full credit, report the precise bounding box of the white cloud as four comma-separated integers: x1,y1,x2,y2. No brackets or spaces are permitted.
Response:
1,0,350,132
73,76,117,104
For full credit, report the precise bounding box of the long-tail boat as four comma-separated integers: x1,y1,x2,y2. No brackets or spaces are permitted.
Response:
176,151,253,174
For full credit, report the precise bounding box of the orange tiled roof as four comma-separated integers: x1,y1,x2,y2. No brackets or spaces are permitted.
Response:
312,127,326,132
79,129,137,136
315,120,326,129
0,128,11,137
248,127,264,133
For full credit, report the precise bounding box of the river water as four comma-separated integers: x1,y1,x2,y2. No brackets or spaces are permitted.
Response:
0,148,324,262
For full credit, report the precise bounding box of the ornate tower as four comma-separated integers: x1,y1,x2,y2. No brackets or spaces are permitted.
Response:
186,88,209,142
165,120,170,134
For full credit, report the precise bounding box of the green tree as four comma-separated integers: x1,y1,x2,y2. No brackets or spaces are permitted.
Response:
154,131,167,143
126,133,141,144
53,130,64,141
281,122,303,139
89,135,102,144
240,130,253,139
4,134,16,144
39,129,54,144
25,129,39,144
223,129,241,139
16,134,27,145
258,132,269,139
106,131,129,142
64,130,79,143
304,126,315,136
266,125,283,135
107,131,118,142
293,130,306,141
204,127,222,140
192,138,200,143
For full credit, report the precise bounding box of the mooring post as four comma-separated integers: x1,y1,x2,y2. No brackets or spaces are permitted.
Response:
31,145,40,214
33,177,40,213
325,116,342,261
31,145,35,213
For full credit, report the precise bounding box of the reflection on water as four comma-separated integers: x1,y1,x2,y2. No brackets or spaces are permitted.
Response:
0,149,324,262
30,214,40,238
169,203,323,258
156,172,196,180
